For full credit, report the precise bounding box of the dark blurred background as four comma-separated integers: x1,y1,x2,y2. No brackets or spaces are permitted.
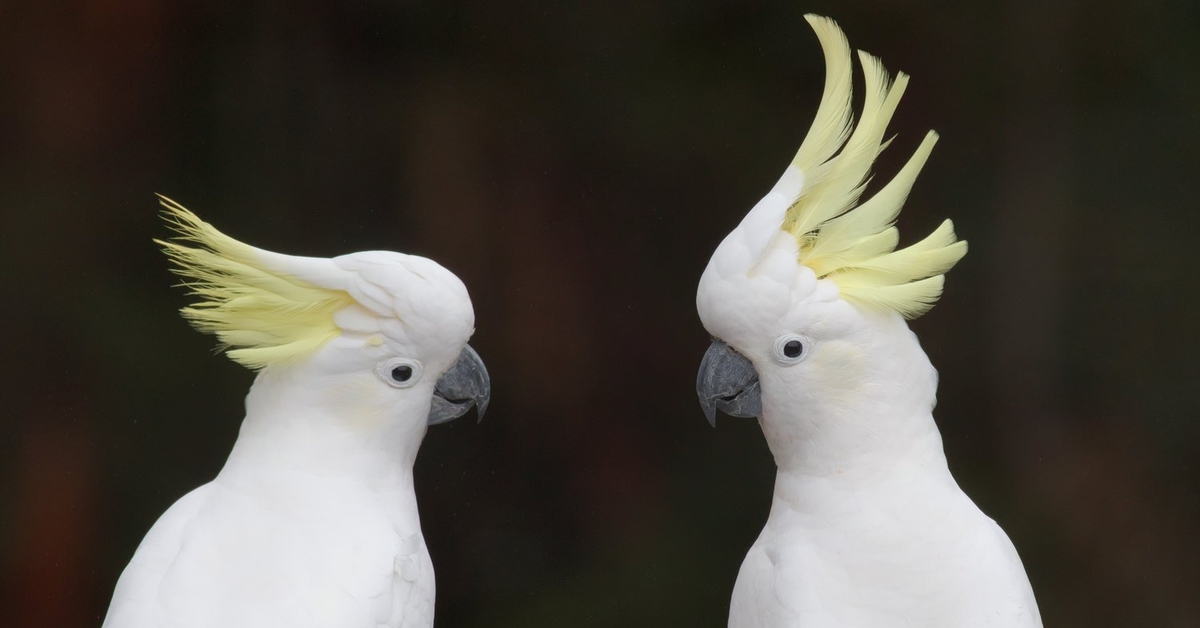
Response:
2,0,1198,626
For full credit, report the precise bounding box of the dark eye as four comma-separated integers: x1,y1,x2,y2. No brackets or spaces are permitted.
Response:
391,365,413,383
377,358,423,388
772,334,808,365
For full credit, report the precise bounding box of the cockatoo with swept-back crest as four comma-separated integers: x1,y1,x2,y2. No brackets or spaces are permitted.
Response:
695,15,1041,628
102,197,490,628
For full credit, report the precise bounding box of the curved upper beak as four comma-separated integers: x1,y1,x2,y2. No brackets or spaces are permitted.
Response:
696,339,762,427
428,344,491,426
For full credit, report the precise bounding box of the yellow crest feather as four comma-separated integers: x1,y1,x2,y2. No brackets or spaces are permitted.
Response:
154,195,353,369
784,15,967,319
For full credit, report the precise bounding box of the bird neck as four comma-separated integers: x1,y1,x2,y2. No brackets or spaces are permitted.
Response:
217,366,428,494
760,401,949,483
763,420,957,534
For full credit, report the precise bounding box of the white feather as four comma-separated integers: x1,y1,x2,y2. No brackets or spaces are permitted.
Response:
103,204,476,627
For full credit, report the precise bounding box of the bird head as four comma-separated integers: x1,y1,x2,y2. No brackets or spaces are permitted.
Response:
696,15,965,433
156,196,490,430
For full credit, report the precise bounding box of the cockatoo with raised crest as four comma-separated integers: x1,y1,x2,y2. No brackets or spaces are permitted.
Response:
695,15,1041,628
102,197,490,628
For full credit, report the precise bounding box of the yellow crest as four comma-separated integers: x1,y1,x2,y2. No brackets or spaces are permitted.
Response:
155,196,353,369
783,15,967,319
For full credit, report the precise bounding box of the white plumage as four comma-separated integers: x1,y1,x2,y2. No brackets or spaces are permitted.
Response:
103,199,486,628
696,16,1041,628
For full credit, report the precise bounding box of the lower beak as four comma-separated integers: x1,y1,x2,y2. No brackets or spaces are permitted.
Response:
696,340,762,427
428,344,491,425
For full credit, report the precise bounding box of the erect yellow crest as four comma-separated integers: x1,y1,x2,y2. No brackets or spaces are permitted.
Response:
155,196,353,369
782,15,967,319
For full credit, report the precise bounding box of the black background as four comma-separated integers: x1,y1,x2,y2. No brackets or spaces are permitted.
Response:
2,1,1198,626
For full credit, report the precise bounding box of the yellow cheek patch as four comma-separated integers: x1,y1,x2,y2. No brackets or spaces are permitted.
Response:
807,341,868,405
366,335,384,347
323,377,391,430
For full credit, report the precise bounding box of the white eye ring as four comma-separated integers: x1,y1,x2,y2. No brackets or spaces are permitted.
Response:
376,357,424,388
771,334,809,366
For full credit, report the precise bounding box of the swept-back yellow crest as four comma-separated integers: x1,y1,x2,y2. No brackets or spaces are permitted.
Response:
155,196,353,369
783,15,967,319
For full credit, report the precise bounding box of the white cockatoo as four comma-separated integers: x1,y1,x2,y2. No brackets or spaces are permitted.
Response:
103,197,490,628
695,15,1041,628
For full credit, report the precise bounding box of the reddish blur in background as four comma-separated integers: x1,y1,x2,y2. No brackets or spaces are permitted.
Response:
2,1,1198,626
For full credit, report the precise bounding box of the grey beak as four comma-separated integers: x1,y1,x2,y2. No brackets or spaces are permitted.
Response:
428,344,491,426
696,340,762,427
